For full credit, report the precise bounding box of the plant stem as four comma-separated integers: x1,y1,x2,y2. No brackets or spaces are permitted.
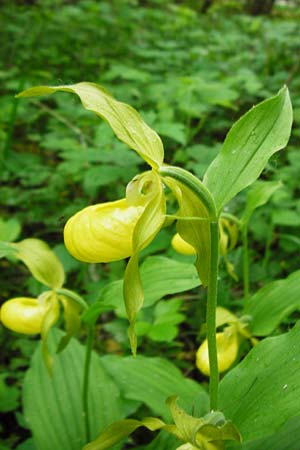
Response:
242,225,249,301
83,324,95,443
207,221,219,411
158,165,220,411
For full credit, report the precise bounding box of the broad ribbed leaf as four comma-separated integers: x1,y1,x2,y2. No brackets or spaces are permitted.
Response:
23,332,123,450
240,180,281,226
101,355,209,420
244,270,300,336
227,416,300,450
204,87,292,213
17,83,164,168
219,324,300,442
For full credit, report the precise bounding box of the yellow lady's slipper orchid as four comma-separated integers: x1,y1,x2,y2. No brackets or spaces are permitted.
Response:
64,198,145,263
196,326,239,376
0,297,47,334
171,233,196,256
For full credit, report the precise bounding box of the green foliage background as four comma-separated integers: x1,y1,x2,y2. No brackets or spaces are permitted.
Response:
1,1,300,449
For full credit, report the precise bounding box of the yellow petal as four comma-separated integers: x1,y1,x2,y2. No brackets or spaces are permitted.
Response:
196,328,239,376
64,198,144,263
171,233,196,256
0,297,47,334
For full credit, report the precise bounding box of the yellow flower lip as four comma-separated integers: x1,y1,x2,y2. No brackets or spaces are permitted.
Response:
64,198,145,263
171,233,196,256
0,297,46,334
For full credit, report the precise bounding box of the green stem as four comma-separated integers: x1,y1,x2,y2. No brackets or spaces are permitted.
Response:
242,225,249,301
159,165,219,411
83,324,95,443
207,221,219,411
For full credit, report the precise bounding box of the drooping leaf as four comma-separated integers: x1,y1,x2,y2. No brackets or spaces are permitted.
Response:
219,323,300,442
244,270,300,336
12,238,65,289
23,331,123,450
101,355,209,421
204,87,292,213
240,180,282,226
17,83,164,169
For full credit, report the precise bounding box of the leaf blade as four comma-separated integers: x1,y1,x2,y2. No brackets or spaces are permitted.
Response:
204,87,292,212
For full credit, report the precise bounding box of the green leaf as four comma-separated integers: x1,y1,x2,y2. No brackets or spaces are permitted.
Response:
204,87,292,213
83,417,165,450
0,218,21,242
101,355,209,421
244,270,300,336
240,180,282,226
23,331,123,450
227,416,300,450
17,83,164,169
12,239,65,289
219,324,300,442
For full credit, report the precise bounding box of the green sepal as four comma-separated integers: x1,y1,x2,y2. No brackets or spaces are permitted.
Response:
124,171,166,354
83,417,166,450
40,291,60,373
17,82,164,169
240,180,282,227
56,295,81,353
204,86,292,213
12,238,65,289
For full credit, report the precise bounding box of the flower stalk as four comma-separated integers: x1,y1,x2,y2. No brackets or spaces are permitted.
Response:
159,165,219,411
